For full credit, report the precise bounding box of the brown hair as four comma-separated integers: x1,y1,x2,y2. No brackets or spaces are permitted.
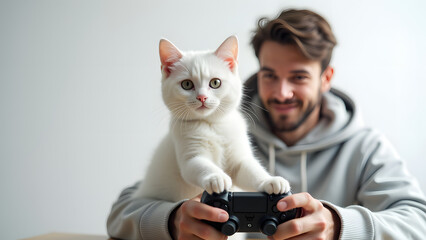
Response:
251,9,337,72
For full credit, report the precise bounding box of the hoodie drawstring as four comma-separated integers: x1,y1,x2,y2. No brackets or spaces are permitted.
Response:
268,143,275,175
268,143,308,193
300,151,308,192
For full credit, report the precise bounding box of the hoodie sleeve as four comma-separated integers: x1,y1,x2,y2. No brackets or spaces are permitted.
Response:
106,182,185,240
323,132,426,240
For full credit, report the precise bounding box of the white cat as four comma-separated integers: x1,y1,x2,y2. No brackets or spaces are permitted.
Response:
133,36,290,202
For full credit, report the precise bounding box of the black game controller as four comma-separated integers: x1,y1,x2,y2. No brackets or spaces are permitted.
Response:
201,191,301,236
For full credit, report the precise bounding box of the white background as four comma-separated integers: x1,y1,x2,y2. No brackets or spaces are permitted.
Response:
1,0,425,239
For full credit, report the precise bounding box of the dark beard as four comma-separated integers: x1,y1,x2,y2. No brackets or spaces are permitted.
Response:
266,96,322,132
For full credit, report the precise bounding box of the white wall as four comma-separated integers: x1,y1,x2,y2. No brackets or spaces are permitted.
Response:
1,0,425,239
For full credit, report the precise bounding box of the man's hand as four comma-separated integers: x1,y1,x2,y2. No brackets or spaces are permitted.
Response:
169,194,229,240
269,192,341,240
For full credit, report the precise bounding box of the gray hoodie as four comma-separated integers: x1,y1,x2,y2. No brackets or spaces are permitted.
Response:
107,75,426,239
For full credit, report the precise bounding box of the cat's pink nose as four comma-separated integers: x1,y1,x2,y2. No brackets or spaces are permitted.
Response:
197,95,207,103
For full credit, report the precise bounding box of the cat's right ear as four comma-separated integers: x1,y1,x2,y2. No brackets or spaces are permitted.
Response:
159,39,183,78
215,35,238,72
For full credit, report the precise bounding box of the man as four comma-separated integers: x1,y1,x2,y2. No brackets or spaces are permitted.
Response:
107,9,426,239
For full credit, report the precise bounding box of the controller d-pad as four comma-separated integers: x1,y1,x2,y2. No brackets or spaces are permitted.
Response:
213,201,228,211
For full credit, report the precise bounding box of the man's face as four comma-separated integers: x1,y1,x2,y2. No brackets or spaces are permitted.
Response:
257,41,330,132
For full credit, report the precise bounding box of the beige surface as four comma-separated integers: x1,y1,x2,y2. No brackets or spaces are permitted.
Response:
21,233,110,240
22,232,265,240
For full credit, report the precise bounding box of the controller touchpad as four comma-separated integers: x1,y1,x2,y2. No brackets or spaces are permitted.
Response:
233,192,267,213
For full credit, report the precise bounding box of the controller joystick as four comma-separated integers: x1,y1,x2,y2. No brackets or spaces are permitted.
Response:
261,219,278,236
201,191,300,236
222,218,238,235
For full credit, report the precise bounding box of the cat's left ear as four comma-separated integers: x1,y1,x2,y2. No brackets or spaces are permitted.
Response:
215,35,238,71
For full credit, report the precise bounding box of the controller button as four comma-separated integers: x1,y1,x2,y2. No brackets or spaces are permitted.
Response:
272,205,279,213
280,212,287,221
222,204,229,211
261,219,278,236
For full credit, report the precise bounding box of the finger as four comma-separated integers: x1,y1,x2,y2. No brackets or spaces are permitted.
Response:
271,218,313,239
285,231,325,240
193,222,228,240
178,232,203,240
283,233,311,240
179,215,226,240
277,192,322,212
182,200,229,223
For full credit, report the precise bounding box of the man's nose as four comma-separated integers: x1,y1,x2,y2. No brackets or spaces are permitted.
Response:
275,79,294,100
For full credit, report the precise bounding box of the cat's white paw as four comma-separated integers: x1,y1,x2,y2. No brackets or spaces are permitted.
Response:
202,172,232,194
258,176,291,194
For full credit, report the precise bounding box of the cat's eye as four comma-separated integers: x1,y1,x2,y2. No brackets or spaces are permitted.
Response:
181,80,194,90
209,78,221,89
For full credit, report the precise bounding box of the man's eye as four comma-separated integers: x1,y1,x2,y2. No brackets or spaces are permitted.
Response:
262,73,276,80
292,75,308,81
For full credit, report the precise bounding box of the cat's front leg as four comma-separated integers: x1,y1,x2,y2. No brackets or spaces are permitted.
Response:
257,176,291,194
201,171,232,194
233,159,291,194
228,139,291,194
179,155,232,194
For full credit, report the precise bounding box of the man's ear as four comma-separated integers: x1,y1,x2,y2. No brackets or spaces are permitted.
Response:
321,66,334,92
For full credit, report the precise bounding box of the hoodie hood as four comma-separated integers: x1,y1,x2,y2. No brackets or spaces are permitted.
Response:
242,73,366,156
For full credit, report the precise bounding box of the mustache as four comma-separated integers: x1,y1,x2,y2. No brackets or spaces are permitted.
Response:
267,98,302,105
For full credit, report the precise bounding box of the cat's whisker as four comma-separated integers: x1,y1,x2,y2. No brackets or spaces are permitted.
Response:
178,109,191,128
240,107,257,127
241,100,268,122
214,107,224,118
247,100,268,112
181,110,191,130
168,104,185,130
172,108,188,130
240,104,260,127
175,108,190,130
217,105,227,118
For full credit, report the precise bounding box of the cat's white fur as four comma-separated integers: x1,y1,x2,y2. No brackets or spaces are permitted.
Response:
133,36,290,203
